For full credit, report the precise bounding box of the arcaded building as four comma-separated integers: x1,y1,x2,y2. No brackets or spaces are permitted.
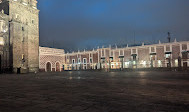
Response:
39,40,189,72
0,0,39,73
64,41,189,70
39,47,65,72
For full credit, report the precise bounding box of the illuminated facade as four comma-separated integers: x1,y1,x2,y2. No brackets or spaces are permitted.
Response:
39,47,65,72
0,0,39,73
39,41,189,72
65,41,189,70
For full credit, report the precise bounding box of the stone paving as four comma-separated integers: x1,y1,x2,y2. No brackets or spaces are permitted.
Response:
0,71,189,112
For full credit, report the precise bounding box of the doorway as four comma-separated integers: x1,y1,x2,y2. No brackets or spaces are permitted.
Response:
56,62,60,72
46,62,51,72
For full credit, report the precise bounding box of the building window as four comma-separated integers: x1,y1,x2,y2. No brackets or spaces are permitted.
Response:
132,49,136,54
120,50,124,56
165,54,171,58
133,55,137,61
182,44,187,50
166,45,171,52
182,52,188,59
158,60,162,67
102,50,105,57
101,59,105,63
175,59,178,67
22,54,25,60
67,59,69,63
119,58,124,62
32,19,34,24
78,58,81,64
15,14,19,19
90,58,93,63
150,55,156,60
110,57,113,62
151,47,155,53
83,58,87,64
72,59,75,64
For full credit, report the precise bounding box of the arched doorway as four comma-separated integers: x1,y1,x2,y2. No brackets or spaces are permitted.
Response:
56,62,60,72
46,62,51,72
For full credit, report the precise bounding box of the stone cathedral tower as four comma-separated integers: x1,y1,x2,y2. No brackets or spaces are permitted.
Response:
0,0,39,73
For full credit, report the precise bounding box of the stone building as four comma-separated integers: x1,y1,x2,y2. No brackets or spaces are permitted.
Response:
39,41,189,72
0,0,39,73
39,47,65,72
64,40,189,71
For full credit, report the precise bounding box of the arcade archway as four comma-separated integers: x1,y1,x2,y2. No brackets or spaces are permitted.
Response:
56,62,61,72
46,62,52,72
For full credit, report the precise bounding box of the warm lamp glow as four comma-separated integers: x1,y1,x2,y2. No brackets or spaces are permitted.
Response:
0,37,4,45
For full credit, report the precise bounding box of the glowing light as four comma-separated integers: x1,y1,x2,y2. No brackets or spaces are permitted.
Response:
0,37,4,45
158,60,162,67
133,61,136,65
125,62,129,65
175,59,178,67
141,61,146,65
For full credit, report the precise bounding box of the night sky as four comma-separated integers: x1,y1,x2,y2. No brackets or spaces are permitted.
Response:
38,0,189,52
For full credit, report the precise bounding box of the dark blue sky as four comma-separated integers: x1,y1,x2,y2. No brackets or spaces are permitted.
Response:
38,0,189,51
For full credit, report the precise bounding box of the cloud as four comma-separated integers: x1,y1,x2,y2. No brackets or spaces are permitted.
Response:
38,0,189,51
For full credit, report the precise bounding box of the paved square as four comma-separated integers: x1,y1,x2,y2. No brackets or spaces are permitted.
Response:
0,71,189,112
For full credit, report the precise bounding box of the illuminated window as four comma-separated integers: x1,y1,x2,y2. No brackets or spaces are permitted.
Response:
158,60,162,67
165,54,171,58
150,55,156,60
110,57,113,62
15,14,19,19
22,54,25,60
133,61,136,65
175,59,178,67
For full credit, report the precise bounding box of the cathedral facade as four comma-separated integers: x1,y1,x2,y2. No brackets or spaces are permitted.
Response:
0,0,39,73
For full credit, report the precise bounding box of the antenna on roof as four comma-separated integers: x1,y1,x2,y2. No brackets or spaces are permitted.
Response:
167,32,171,43
134,31,136,45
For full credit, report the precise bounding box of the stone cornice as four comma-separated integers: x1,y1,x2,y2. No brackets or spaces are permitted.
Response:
10,0,39,14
